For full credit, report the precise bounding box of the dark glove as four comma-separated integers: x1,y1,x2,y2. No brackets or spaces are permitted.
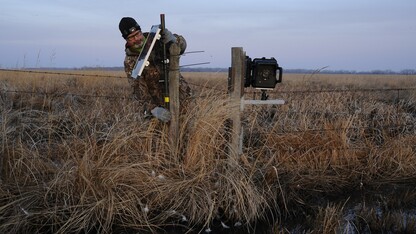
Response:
151,106,171,123
161,28,177,44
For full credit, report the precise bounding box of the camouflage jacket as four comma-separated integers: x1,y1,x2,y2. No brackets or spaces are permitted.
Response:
123,33,190,111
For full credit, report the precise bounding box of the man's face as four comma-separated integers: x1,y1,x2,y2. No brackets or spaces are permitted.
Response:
126,30,144,47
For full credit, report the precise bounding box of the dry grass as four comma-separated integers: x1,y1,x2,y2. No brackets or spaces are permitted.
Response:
1,69,416,233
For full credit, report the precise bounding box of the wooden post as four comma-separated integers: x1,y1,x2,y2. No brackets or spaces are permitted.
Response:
229,47,245,159
169,43,180,145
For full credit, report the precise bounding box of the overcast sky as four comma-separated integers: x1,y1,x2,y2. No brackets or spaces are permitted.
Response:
1,0,415,71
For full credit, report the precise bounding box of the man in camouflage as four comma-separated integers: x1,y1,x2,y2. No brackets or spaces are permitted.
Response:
119,17,191,122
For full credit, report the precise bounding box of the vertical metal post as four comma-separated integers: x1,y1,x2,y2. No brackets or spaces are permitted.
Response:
229,47,245,159
160,14,170,109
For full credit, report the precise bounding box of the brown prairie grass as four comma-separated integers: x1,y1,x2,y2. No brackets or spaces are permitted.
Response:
0,69,416,233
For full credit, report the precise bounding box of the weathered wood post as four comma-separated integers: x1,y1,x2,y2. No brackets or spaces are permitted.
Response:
229,47,245,159
169,43,180,145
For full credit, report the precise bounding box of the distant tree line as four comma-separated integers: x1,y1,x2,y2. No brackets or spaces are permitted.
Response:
284,68,416,75
180,67,416,75
23,66,416,75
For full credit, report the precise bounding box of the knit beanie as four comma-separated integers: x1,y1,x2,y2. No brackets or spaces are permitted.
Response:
119,17,141,39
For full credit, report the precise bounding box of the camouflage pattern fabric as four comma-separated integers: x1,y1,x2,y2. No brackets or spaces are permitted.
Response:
123,33,191,112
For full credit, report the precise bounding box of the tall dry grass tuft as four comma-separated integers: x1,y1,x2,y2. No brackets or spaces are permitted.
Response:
180,89,230,170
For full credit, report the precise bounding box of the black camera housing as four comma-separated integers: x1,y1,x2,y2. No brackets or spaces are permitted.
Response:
244,57,282,89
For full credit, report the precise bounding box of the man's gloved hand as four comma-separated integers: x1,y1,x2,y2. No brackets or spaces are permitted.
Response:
151,106,171,123
161,28,177,44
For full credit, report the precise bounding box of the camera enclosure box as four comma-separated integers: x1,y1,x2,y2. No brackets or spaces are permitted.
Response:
245,57,282,89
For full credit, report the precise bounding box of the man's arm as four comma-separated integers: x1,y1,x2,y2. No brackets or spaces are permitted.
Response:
124,55,137,78
161,28,187,55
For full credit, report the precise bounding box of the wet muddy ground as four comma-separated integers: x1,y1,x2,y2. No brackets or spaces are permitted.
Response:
139,184,416,233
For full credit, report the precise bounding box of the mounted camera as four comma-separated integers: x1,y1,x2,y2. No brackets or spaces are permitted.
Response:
244,56,282,89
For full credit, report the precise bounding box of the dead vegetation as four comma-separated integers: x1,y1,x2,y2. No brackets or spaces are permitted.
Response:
1,70,416,233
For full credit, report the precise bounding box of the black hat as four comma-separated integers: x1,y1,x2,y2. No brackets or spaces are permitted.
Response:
119,17,141,39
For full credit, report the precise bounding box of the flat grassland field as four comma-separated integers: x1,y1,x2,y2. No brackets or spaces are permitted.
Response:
1,70,416,233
